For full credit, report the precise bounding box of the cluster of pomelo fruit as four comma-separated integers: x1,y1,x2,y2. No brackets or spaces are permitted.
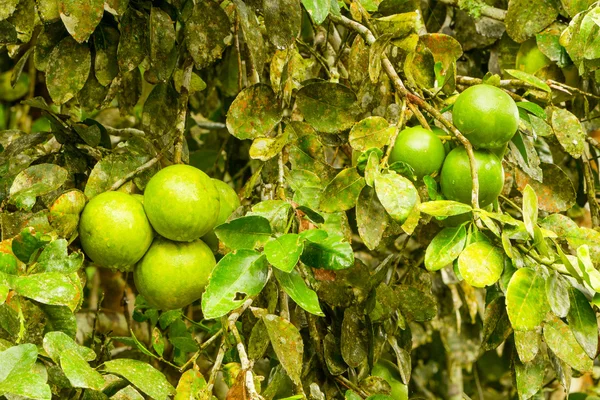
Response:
389,84,518,209
78,165,240,310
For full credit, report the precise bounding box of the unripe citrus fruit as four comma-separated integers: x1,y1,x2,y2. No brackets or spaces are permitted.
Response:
144,165,220,242
134,237,216,310
372,360,409,400
452,84,519,149
515,38,551,75
389,126,446,179
440,147,504,207
79,191,153,271
202,179,241,250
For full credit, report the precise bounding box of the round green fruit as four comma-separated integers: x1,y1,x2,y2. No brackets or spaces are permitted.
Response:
452,84,519,149
515,38,552,75
134,237,216,310
372,360,408,400
144,164,220,242
389,126,446,179
202,179,241,250
440,147,504,207
79,191,153,270
212,179,241,226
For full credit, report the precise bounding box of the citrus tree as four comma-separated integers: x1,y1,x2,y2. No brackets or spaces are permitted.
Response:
0,0,599,399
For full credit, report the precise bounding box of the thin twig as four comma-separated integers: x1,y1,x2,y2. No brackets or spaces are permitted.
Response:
408,102,431,130
105,127,146,137
173,60,194,165
582,152,600,227
109,154,163,191
234,15,244,91
382,98,408,166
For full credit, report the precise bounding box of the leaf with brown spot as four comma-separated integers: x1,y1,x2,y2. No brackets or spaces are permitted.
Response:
58,0,104,43
515,163,576,212
261,313,304,385
296,82,360,133
227,84,282,140
46,36,91,104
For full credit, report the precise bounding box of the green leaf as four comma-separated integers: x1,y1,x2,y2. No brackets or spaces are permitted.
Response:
300,231,354,270
356,186,388,250
543,317,593,372
43,331,96,364
37,239,83,273
117,7,147,72
37,304,77,339
374,171,418,224
369,34,393,83
46,36,91,104
48,189,86,239
458,242,505,288
505,69,551,93
248,200,294,234
516,102,547,119
261,313,304,385
425,225,467,272
545,271,570,318
340,307,368,367
226,84,282,140
264,0,302,48
233,0,266,74
214,216,272,250
296,82,359,133
174,369,206,400
201,250,269,319
185,0,231,70
273,268,324,316
567,287,598,359
0,344,51,400
522,185,538,239
9,164,68,211
84,137,159,199
577,245,600,291
58,0,103,43
550,107,586,159
514,352,546,400
102,359,176,400
12,227,50,264
505,0,558,43
418,200,472,217
249,128,289,161
349,117,395,152
0,0,19,20
515,164,576,213
59,348,104,390
514,329,540,363
14,272,81,311
506,268,549,331
320,168,365,212
396,285,437,322
301,0,330,24
264,234,304,272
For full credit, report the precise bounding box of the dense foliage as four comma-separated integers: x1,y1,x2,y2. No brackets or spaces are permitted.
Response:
0,0,600,399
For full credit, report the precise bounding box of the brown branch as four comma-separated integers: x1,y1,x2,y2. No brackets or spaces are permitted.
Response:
382,99,408,166
330,15,481,208
582,152,600,228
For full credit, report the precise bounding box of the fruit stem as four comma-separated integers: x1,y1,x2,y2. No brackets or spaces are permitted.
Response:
331,14,482,210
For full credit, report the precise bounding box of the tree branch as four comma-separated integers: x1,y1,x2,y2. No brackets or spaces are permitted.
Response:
109,154,163,191
331,14,481,209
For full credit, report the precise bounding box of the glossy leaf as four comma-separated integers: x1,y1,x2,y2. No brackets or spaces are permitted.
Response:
264,234,304,272
273,268,324,316
9,164,68,211
522,185,538,239
506,268,549,331
505,69,551,92
374,171,418,224
36,239,83,273
214,216,272,250
566,287,598,359
300,232,354,270
14,272,81,311
320,168,365,212
202,250,269,319
418,200,472,217
425,225,467,272
0,344,51,400
301,0,329,24
102,359,176,400
458,242,505,288
59,348,104,390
